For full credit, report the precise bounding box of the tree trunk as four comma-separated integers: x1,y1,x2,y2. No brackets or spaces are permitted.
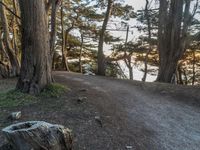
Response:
192,50,196,85
0,0,20,76
177,64,184,84
97,0,113,75
60,2,70,71
2,121,72,150
129,66,133,80
12,0,21,25
142,50,151,82
16,0,53,94
183,68,188,85
12,0,20,56
142,0,152,82
50,0,60,57
79,34,83,73
157,0,184,83
124,55,133,80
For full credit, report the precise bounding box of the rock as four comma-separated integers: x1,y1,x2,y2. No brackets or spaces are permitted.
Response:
8,111,21,120
79,88,88,92
161,90,168,94
95,116,102,127
77,97,87,103
126,145,133,149
2,121,72,150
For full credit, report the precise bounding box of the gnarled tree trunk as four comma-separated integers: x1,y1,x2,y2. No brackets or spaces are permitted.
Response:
16,0,53,94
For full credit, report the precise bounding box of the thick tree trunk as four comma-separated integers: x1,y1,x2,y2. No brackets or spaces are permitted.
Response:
157,0,184,83
97,0,113,75
0,0,20,76
17,0,53,94
2,121,72,150
157,58,178,83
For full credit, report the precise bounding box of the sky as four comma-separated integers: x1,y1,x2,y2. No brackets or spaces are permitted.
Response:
128,0,146,10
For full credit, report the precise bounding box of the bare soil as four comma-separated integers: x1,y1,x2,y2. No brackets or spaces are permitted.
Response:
0,71,200,150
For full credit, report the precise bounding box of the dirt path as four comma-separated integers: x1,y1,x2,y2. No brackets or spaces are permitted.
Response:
55,71,200,150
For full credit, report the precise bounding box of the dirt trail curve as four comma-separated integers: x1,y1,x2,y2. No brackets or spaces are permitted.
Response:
55,71,200,150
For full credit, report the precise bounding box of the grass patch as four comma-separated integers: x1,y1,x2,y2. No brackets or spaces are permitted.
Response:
0,83,68,108
0,90,37,108
40,83,68,98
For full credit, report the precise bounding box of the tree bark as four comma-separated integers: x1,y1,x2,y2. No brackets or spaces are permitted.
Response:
11,1,19,57
142,0,152,82
157,0,185,83
176,64,184,84
124,55,133,80
0,0,20,77
2,121,72,150
17,0,53,94
60,1,70,71
50,0,60,57
79,34,84,73
192,50,196,85
97,0,113,75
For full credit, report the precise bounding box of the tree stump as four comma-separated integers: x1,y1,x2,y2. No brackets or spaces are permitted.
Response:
2,121,72,150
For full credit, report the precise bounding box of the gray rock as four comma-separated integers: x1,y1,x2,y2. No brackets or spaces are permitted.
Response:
79,88,88,92
8,111,21,120
77,97,87,103
126,145,133,149
95,116,102,127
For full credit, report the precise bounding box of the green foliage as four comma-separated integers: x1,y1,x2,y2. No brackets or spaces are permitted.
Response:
0,90,36,108
112,3,136,20
41,83,68,98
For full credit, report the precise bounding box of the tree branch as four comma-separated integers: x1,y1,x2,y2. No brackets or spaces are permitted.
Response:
0,1,21,19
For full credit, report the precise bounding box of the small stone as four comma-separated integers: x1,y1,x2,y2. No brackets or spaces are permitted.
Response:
77,97,87,103
161,90,167,94
8,111,21,120
79,88,88,92
95,116,102,127
126,145,133,149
